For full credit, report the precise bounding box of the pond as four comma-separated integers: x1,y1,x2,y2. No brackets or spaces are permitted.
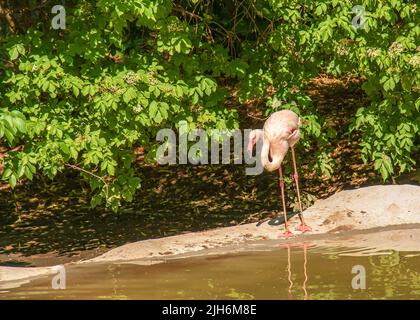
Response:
1,243,419,299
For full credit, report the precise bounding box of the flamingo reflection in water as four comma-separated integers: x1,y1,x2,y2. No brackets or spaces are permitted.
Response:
284,243,310,300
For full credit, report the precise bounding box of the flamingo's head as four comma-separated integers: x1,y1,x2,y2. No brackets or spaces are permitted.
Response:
286,126,298,140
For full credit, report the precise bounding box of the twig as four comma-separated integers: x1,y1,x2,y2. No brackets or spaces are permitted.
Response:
247,113,270,121
173,5,202,21
65,163,109,199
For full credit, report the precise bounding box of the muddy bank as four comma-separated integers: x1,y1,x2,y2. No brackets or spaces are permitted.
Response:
170,223,420,259
1,184,419,287
85,184,420,263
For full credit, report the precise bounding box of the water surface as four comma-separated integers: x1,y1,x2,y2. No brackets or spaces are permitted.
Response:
2,244,420,299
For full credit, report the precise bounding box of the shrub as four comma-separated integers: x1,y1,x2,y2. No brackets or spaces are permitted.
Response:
0,0,418,210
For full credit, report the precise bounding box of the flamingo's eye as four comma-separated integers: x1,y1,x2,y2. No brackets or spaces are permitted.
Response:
291,128,296,133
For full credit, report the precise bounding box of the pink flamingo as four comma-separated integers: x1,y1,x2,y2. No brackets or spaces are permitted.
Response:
247,110,311,237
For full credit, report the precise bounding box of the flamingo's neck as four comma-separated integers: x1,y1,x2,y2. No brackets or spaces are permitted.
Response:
261,133,283,172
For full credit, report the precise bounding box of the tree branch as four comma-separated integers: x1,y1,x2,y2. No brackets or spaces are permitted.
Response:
65,163,109,200
0,4,17,33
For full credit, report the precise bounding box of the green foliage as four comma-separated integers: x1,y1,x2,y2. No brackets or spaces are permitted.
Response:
0,109,27,145
0,0,418,210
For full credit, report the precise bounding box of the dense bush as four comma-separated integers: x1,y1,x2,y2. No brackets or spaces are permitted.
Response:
0,0,418,210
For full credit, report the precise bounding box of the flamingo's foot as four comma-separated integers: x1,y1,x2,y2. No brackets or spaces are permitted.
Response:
295,223,312,233
281,229,295,238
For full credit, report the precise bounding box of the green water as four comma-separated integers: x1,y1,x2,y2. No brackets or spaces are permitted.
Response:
1,244,420,299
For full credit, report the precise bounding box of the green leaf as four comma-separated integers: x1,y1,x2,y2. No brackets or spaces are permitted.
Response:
17,164,25,178
60,143,70,155
149,101,158,118
8,47,19,60
2,168,13,180
73,86,80,97
9,175,17,188
90,193,103,208
81,86,90,96
25,166,34,181
4,128,14,144
123,87,137,103
13,117,27,133
107,163,115,176
192,92,199,104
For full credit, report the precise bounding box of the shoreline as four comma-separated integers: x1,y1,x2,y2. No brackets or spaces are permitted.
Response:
1,184,419,287
84,184,420,264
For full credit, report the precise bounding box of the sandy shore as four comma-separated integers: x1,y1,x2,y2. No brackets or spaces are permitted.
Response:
1,184,419,287
85,184,420,263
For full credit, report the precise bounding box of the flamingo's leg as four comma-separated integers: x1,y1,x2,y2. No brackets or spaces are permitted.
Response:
279,165,294,237
291,146,311,233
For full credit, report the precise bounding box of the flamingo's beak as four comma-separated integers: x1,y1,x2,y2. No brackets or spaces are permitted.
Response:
247,141,254,154
247,144,253,154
